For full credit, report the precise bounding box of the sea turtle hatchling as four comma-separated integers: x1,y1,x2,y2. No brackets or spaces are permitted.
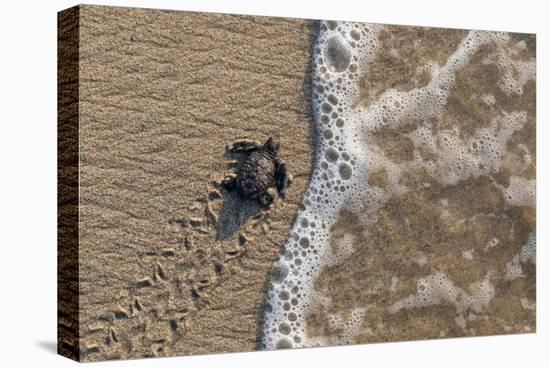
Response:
222,137,289,207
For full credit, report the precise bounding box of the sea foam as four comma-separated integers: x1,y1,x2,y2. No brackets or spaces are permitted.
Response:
261,20,535,349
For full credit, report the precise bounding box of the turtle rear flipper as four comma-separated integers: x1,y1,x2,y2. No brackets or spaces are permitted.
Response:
275,158,288,198
226,139,262,153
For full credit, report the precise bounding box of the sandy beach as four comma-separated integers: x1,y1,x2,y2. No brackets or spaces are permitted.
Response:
58,5,535,362
70,5,314,360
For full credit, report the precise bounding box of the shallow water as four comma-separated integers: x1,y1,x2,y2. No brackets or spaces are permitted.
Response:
262,20,535,349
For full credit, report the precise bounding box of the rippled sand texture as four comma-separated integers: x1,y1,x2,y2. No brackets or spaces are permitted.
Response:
262,22,535,349
71,6,314,361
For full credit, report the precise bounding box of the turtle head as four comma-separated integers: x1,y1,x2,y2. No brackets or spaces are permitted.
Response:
264,136,280,156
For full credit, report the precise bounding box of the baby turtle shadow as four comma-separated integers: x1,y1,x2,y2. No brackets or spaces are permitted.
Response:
215,150,264,241
216,189,263,240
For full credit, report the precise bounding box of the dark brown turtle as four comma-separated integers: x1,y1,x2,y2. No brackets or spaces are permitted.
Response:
222,137,288,207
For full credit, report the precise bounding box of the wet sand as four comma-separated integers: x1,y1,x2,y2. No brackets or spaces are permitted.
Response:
307,26,535,344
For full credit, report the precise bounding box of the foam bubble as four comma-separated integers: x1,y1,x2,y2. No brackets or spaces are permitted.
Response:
324,35,352,72
339,163,352,180
325,147,339,162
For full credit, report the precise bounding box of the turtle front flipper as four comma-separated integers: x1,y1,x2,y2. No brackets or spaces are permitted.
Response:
275,158,288,199
222,173,237,191
226,139,262,153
